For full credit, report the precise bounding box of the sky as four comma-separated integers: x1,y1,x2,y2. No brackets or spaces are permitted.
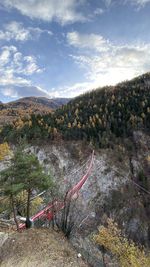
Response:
0,0,150,102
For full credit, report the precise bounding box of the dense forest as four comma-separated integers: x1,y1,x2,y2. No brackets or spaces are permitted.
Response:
1,73,150,147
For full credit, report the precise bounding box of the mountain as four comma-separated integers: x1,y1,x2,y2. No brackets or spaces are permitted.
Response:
8,97,71,109
0,136,150,266
1,73,150,267
2,72,150,145
0,97,70,126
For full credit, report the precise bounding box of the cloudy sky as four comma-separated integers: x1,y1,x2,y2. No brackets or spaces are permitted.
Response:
0,0,150,102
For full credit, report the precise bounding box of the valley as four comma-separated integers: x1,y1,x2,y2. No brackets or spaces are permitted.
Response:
0,1,150,266
0,73,150,267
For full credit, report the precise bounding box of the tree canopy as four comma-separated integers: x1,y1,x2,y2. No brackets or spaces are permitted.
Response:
93,219,150,267
1,73,150,147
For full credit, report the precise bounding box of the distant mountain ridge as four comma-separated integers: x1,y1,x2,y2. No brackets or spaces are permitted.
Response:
1,96,70,109
2,71,150,144
0,97,71,126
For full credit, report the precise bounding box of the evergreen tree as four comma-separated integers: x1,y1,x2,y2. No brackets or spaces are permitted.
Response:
0,146,53,229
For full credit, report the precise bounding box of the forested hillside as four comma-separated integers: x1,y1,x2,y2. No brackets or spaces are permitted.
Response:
1,73,150,147
0,97,70,126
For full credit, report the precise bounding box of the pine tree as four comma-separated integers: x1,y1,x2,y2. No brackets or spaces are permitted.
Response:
0,164,24,230
0,145,53,229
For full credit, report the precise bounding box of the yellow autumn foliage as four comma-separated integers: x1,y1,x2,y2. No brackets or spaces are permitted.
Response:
0,142,11,160
0,191,43,216
93,219,150,267
0,196,10,212
16,190,44,216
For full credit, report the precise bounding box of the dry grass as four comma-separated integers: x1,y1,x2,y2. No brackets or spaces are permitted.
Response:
0,228,88,267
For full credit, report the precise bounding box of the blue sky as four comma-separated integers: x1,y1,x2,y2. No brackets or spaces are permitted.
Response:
0,0,150,102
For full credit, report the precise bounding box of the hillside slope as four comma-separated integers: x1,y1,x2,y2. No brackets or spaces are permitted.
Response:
0,139,149,267
2,72,150,145
0,97,70,126
8,97,70,109
0,229,88,267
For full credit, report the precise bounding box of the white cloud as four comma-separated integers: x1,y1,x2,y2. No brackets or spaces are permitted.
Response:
103,0,150,8
94,8,104,15
62,31,150,97
0,46,43,88
1,0,86,25
0,45,50,100
0,72,30,87
35,33,150,100
67,31,110,52
103,0,112,6
2,87,18,98
50,81,92,98
23,56,43,75
0,21,52,42
4,21,30,41
128,0,150,6
28,27,52,38
0,46,17,66
1,85,51,99
70,43,150,86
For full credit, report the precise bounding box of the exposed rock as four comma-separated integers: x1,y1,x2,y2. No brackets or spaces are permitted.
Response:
0,132,150,266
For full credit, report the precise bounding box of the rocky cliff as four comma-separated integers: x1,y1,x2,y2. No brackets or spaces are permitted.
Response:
0,131,150,267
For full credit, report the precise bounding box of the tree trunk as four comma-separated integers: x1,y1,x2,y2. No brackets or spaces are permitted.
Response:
52,199,55,229
26,189,31,228
11,194,19,231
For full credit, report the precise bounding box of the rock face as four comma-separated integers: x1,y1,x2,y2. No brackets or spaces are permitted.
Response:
26,143,122,267
27,133,149,266
0,131,150,266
